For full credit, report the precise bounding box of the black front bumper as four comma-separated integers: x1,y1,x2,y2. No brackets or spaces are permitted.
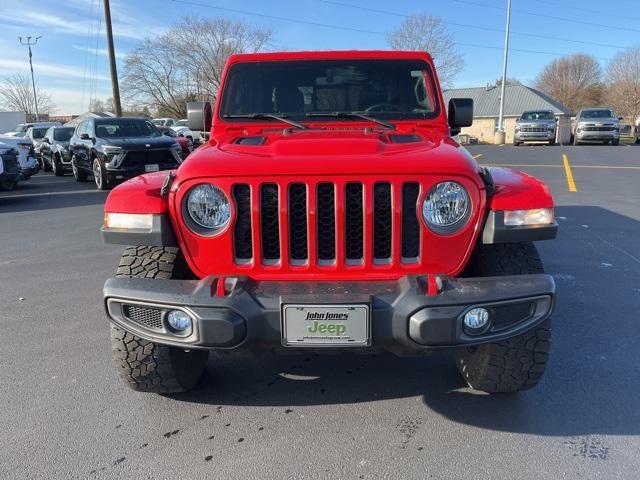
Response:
104,274,555,355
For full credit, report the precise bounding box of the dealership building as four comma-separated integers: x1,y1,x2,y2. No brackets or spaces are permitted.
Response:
443,84,574,144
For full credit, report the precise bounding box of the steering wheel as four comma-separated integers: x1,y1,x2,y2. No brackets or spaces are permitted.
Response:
364,103,402,113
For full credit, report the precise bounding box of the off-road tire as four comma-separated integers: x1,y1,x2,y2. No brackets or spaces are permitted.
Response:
612,139,619,146
573,135,580,146
548,140,555,146
456,242,551,393
42,156,52,172
72,155,88,182
110,246,208,393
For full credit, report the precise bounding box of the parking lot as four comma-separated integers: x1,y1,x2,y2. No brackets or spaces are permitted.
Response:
1,144,639,479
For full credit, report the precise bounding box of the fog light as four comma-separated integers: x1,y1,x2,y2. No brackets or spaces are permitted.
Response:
463,308,490,334
166,310,192,333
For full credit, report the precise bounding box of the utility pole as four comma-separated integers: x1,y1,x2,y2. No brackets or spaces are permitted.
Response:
18,36,42,122
103,0,122,116
497,0,512,139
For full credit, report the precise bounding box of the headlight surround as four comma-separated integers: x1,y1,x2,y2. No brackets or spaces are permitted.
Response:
185,183,231,235
422,181,471,235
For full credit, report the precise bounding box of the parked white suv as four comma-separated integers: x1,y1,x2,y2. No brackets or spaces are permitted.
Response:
151,118,177,127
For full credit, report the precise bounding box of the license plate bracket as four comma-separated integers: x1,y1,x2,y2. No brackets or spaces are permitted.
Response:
145,164,160,173
282,304,370,347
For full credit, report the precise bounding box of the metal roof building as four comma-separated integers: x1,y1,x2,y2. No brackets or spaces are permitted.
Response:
443,84,573,118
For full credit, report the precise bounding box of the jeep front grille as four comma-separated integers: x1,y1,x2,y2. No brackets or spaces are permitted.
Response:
232,180,422,267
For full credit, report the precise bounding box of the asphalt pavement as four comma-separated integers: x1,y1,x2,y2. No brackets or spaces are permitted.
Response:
1,144,639,479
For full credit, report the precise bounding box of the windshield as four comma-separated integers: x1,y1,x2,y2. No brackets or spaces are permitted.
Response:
160,128,177,138
151,119,164,126
12,124,28,133
521,111,554,121
581,109,614,119
95,119,161,138
220,59,440,121
176,120,188,126
53,127,75,141
31,127,48,139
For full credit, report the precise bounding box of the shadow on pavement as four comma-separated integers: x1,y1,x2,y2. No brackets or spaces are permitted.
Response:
166,206,640,437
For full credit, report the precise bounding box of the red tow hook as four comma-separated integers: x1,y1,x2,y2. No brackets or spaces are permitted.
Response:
425,274,444,296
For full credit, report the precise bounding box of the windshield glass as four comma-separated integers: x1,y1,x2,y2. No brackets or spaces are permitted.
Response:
53,127,75,141
581,109,613,119
521,111,554,121
220,59,440,120
12,124,28,133
151,119,164,126
31,127,48,139
95,119,161,138
176,120,188,126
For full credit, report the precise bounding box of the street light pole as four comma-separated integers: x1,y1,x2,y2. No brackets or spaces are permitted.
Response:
497,0,512,135
103,0,122,116
18,36,42,122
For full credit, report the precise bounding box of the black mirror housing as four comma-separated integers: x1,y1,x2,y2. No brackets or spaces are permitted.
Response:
187,101,212,132
80,133,90,140
448,98,474,136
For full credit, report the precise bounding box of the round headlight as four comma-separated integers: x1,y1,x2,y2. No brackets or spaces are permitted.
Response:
422,181,471,234
186,183,231,233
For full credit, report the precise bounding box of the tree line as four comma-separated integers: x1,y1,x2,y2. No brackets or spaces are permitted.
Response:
535,50,640,125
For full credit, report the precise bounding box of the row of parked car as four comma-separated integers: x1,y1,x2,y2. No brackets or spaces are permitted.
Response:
513,107,639,146
1,117,199,191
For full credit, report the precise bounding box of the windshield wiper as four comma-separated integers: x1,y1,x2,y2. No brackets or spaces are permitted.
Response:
222,113,307,130
306,111,396,130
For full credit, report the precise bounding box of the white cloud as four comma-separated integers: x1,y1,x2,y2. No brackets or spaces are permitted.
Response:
0,58,111,82
71,45,128,60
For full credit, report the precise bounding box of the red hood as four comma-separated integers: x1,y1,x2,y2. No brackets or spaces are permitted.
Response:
176,129,481,182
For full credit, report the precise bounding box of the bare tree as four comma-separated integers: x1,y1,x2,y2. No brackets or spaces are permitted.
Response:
534,53,603,113
122,17,272,117
172,17,272,100
122,35,195,118
0,74,56,117
606,47,640,133
387,14,464,88
88,97,114,113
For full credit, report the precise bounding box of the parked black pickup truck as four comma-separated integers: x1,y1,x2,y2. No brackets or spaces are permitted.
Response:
69,117,183,190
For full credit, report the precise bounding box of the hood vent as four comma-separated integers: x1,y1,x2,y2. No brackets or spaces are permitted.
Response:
388,134,422,144
233,136,266,146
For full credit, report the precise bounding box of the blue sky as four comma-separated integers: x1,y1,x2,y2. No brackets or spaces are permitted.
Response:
1,0,638,114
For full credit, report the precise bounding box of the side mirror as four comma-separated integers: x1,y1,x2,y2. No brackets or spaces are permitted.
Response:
80,133,91,140
187,101,212,132
42,138,50,143
448,98,473,136
618,116,624,121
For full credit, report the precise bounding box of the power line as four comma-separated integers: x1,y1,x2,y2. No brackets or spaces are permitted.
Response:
317,0,629,50
170,0,611,60
451,0,640,34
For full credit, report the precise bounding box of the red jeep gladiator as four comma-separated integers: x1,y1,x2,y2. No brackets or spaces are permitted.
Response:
101,51,557,395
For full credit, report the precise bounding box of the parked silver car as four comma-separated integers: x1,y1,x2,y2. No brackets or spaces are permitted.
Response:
513,110,557,146
572,108,620,145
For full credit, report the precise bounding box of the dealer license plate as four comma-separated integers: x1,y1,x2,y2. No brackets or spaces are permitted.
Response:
144,164,160,173
282,304,370,347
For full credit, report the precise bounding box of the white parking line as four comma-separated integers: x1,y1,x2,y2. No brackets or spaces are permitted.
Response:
0,189,101,199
